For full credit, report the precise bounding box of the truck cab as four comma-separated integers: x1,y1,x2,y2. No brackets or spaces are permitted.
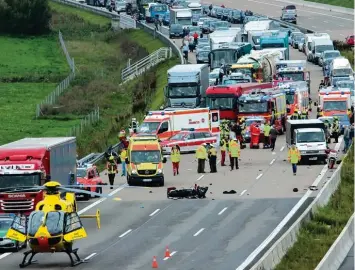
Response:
125,136,166,186
260,32,289,60
286,119,327,163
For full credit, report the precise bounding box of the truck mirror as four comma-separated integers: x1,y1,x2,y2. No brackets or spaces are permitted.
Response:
162,157,167,163
125,158,129,164
164,86,168,97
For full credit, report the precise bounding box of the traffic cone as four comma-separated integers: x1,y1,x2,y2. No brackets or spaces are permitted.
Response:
152,256,158,268
164,246,171,258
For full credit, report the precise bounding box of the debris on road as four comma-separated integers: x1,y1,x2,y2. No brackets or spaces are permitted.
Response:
167,185,208,199
223,190,237,194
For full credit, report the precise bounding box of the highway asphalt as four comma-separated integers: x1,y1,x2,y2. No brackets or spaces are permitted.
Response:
0,4,348,269
339,245,354,270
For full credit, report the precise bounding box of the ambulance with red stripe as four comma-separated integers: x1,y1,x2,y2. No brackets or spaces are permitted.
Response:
238,89,287,133
136,108,220,141
125,135,167,187
318,88,351,116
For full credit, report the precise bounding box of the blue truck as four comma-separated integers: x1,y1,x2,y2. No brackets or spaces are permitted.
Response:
260,31,289,60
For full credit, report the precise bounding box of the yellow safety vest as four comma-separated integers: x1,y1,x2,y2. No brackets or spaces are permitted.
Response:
107,162,116,174
120,149,127,160
229,141,240,157
171,149,181,162
333,121,340,132
209,147,217,156
220,139,227,151
264,125,271,136
195,145,207,159
288,148,300,164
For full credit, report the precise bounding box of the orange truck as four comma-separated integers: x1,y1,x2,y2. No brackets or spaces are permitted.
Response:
318,89,351,116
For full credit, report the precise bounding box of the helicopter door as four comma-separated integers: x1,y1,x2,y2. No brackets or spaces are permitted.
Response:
6,215,27,242
63,212,87,242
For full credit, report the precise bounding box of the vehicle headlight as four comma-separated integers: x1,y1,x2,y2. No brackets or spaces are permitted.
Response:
157,169,163,174
300,150,306,154
132,170,137,174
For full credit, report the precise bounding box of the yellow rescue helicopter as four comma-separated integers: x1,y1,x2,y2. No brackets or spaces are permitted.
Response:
5,181,107,268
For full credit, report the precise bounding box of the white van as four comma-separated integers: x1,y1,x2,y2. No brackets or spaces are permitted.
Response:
248,30,279,50
304,33,330,61
310,38,334,64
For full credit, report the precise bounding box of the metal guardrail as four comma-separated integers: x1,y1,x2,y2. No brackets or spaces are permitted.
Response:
315,213,354,270
119,13,137,29
121,47,172,82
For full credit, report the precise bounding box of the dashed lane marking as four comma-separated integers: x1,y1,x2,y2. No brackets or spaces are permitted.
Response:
149,209,160,217
270,159,276,165
280,146,285,152
119,229,132,238
193,228,205,236
84,253,97,261
240,190,247,196
218,207,228,215
196,175,205,181
163,251,177,260
256,174,263,180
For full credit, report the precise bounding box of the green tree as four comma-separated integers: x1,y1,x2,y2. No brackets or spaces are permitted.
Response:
0,0,51,35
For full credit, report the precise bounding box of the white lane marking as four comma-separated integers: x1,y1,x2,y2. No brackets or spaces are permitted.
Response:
193,228,205,236
339,24,344,27
256,173,263,180
77,184,127,215
311,26,317,28
0,253,11,260
246,0,354,21
236,138,343,270
196,175,205,181
163,251,177,260
323,20,328,23
218,207,228,215
149,209,160,217
270,159,276,165
119,229,132,238
240,190,247,196
280,146,285,152
84,253,97,261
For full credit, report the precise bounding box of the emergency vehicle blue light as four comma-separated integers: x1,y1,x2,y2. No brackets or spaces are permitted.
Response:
148,112,153,116
341,91,344,95
161,112,165,116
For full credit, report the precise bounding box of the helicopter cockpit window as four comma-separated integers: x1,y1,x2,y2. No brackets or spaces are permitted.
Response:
8,215,26,235
64,212,82,234
46,211,65,236
28,211,45,237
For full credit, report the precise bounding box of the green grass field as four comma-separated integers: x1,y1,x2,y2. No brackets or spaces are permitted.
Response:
0,83,79,145
0,36,68,82
305,0,354,9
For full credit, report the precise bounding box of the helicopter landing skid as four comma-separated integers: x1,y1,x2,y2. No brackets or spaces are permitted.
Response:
66,248,86,267
19,250,38,268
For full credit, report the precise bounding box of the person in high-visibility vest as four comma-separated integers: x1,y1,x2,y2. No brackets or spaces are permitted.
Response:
195,143,208,173
208,144,217,173
229,139,240,170
301,109,308,119
120,148,127,177
288,144,301,175
106,155,118,189
263,122,271,148
291,109,299,120
171,145,181,176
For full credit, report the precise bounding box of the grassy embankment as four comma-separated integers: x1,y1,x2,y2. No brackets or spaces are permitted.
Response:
46,2,179,156
305,0,354,8
275,144,354,270
0,34,79,145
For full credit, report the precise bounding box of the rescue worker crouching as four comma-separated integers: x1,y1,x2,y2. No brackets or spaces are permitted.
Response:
106,155,118,189
171,145,181,176
208,144,217,173
229,139,240,170
196,143,208,173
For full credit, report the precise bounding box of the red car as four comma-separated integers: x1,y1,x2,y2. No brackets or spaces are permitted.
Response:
160,129,217,154
76,164,104,200
346,35,354,46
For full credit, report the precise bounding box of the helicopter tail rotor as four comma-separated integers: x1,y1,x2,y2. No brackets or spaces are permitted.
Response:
80,209,101,229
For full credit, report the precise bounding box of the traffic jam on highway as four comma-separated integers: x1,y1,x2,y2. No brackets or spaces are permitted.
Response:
0,0,354,269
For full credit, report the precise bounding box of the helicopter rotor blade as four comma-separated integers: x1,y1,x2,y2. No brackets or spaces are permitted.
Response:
58,187,110,198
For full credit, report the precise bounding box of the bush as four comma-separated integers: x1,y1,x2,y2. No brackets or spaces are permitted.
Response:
333,40,353,51
0,0,51,35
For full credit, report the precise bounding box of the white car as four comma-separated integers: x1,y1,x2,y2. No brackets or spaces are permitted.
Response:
115,0,126,12
209,68,220,85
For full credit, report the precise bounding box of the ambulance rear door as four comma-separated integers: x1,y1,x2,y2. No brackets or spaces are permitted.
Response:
209,110,220,144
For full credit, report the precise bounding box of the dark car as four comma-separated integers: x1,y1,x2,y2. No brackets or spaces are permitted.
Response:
221,8,231,21
215,7,223,19
169,24,183,39
202,19,215,33
196,50,210,64
228,9,243,24
281,13,297,24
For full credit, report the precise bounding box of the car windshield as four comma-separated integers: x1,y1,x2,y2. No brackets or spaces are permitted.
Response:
131,150,161,164
297,131,324,143
286,93,295,104
0,218,12,230
171,25,182,31
323,101,347,111
28,211,45,236
336,81,354,90
198,51,209,57
239,102,268,113
332,77,351,86
293,34,303,40
210,50,238,68
324,51,340,58
212,21,229,28
315,45,334,53
76,169,87,178
252,36,260,44
137,122,160,133
333,68,353,77
151,5,167,12
0,174,41,189
261,43,284,49
208,97,234,110
168,84,198,98
169,133,187,140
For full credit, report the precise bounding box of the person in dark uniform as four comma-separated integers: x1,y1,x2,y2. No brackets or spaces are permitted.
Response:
208,144,217,173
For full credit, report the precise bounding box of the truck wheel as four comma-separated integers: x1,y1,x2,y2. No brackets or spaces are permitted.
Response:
95,186,102,198
127,176,134,186
83,189,91,201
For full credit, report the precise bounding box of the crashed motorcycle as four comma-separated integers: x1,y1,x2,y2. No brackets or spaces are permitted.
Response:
326,149,338,169
167,185,208,199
